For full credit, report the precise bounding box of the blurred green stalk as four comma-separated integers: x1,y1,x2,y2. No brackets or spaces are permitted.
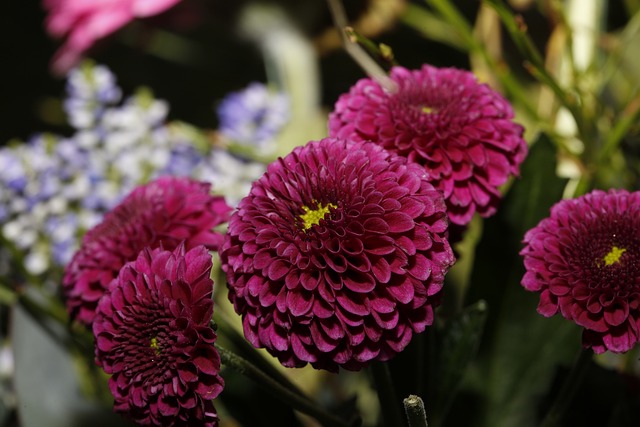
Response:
216,345,357,427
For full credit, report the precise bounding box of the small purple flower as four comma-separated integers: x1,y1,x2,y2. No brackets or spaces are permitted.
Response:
521,189,640,354
0,149,27,192
64,64,122,129
217,82,289,151
1,63,245,278
45,213,79,265
94,244,223,426
220,137,455,371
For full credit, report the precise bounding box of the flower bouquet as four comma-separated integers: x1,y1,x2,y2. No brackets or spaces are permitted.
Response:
1,1,640,426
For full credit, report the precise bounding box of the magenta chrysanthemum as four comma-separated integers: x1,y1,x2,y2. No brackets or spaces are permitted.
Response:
521,189,640,354
63,176,232,326
328,64,528,226
94,244,223,426
219,137,455,371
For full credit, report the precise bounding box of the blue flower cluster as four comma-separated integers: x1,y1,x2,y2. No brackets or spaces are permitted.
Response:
0,64,285,275
217,82,290,156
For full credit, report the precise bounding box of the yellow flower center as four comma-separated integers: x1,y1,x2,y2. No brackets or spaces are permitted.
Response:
421,105,434,114
300,202,336,231
603,246,626,266
150,336,161,355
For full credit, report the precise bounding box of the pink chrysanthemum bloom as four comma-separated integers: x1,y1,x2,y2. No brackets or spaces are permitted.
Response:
94,244,223,426
63,176,231,326
43,0,182,74
219,137,455,372
521,189,640,354
328,64,528,227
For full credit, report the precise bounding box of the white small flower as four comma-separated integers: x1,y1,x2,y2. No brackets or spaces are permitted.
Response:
24,250,49,275
2,220,23,241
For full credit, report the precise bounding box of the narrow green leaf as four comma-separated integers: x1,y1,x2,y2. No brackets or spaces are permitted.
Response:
462,133,582,427
11,306,134,427
503,132,569,236
430,300,488,425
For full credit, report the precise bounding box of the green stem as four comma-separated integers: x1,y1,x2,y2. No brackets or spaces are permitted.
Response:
416,0,541,123
326,0,398,93
214,310,307,399
400,4,466,50
216,345,356,427
598,93,640,162
370,361,405,427
539,349,592,427
343,27,399,68
403,395,429,427
483,0,587,134
414,332,426,400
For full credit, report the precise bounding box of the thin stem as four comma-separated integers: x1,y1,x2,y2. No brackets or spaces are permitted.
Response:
403,395,428,427
598,93,640,161
216,345,356,427
414,332,426,399
326,0,398,93
214,309,307,399
370,361,405,427
484,0,587,136
539,349,592,427
344,27,398,68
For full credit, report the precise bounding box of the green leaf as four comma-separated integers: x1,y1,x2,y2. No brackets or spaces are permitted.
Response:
11,306,134,427
461,134,582,427
430,300,488,426
502,133,569,237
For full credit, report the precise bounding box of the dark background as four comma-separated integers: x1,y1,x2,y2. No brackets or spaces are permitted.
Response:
0,0,467,144
0,0,629,146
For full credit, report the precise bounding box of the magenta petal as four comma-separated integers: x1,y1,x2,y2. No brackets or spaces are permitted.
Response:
268,259,290,281
602,328,634,353
387,279,415,305
291,334,318,362
287,290,314,316
343,272,376,293
336,293,370,316
385,212,415,233
537,289,558,317
604,303,629,327
369,294,396,313
310,322,339,352
371,257,391,283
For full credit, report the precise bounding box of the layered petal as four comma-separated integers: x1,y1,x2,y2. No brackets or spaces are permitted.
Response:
220,138,456,371
328,64,528,227
520,189,640,354
63,176,231,326
93,245,223,426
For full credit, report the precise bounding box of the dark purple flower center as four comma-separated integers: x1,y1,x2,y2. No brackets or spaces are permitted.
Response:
392,87,445,124
566,220,640,296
